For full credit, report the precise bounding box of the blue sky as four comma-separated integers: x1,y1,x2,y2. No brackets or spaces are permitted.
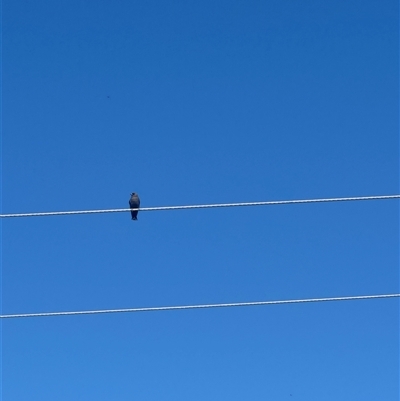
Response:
1,0,399,399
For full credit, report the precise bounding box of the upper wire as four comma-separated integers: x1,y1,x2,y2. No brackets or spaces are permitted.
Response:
1,194,399,219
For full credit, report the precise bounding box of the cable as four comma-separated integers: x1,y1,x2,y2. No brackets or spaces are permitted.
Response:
0,194,399,219
1,293,398,319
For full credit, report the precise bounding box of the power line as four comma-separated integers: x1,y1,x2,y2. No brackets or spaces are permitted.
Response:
1,293,398,319
0,194,399,219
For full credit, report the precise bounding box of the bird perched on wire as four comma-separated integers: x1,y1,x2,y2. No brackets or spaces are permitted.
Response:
129,193,140,220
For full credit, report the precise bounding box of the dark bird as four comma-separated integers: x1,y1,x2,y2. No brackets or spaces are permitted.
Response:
129,193,140,220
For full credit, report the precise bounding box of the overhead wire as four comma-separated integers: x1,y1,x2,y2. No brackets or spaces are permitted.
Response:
0,194,399,219
1,293,399,319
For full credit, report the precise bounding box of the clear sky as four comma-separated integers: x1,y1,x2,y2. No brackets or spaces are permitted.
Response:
1,0,399,399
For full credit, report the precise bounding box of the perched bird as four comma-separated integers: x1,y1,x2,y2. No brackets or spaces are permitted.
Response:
129,193,140,220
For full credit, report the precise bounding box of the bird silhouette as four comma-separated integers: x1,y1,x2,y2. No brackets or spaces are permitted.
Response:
129,193,140,220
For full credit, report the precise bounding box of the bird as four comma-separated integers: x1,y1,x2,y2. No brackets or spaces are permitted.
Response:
129,193,140,220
